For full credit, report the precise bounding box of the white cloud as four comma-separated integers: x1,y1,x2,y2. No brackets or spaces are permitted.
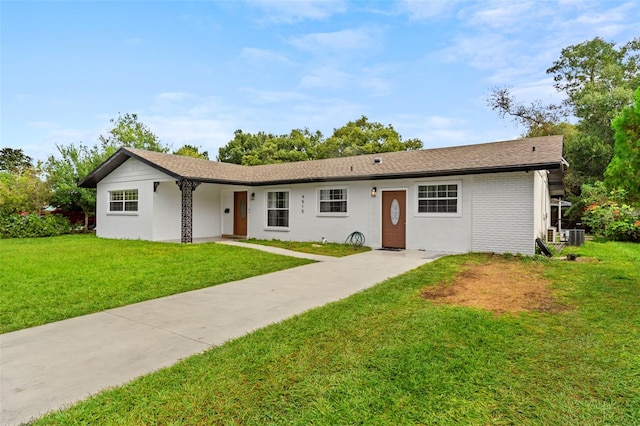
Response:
360,76,392,96
396,0,462,20
241,47,292,64
248,0,347,24
156,92,194,102
391,114,470,147
508,77,566,105
28,121,58,129
558,2,638,39
573,2,635,26
437,33,521,70
299,66,351,89
466,1,537,30
33,127,99,161
289,28,374,53
240,88,308,104
150,93,227,118
147,116,235,153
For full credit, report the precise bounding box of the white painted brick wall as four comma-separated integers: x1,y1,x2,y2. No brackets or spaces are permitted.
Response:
471,172,535,255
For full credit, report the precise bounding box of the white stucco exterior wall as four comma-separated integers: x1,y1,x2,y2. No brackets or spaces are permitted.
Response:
151,182,224,241
151,180,181,241
192,184,221,239
95,160,552,254
247,176,473,253
97,159,225,241
248,181,375,244
96,158,174,240
471,171,537,255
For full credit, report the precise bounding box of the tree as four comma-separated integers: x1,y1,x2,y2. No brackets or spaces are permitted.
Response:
45,113,167,230
316,116,422,159
0,168,50,215
486,87,569,137
547,37,640,175
45,143,106,231
488,37,640,194
218,128,321,165
173,144,209,160
0,148,49,216
547,37,639,106
98,113,169,155
605,87,640,202
254,128,321,164
0,148,33,174
217,118,423,165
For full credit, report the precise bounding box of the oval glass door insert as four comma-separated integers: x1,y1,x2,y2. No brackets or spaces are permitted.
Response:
390,199,400,225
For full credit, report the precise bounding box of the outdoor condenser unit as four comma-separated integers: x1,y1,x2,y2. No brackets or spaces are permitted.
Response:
546,228,556,243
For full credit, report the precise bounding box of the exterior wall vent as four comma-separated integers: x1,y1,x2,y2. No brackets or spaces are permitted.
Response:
373,157,382,165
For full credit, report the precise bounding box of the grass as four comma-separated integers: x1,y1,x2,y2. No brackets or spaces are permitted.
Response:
0,234,312,334
31,241,640,425
241,238,371,257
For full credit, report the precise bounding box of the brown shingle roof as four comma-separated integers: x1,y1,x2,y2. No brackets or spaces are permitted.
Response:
79,135,565,188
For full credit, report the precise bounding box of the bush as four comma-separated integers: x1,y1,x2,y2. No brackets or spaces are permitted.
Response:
580,182,640,242
583,202,640,242
0,213,72,239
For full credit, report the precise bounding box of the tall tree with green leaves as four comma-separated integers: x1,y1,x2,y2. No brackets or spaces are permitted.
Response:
0,148,33,174
0,168,50,215
218,117,422,165
45,143,105,230
605,87,640,202
218,128,322,165
0,148,50,215
316,116,422,159
99,113,169,155
45,113,166,230
173,144,209,160
488,37,639,194
547,37,639,182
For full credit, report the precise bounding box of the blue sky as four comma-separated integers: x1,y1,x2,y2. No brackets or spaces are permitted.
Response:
2,0,639,162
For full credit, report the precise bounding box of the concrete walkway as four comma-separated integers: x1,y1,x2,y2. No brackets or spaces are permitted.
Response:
1,244,448,425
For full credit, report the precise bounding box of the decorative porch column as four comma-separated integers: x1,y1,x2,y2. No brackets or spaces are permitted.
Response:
176,179,201,243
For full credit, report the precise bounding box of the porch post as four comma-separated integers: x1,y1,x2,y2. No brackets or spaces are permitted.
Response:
176,179,201,243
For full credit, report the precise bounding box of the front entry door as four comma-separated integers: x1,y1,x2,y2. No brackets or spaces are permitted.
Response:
382,190,406,249
233,191,248,236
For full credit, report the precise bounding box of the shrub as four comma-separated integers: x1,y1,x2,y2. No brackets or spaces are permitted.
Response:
0,213,71,239
582,202,640,242
579,182,640,242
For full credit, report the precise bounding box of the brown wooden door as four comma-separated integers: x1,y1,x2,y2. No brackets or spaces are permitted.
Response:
233,191,248,236
382,190,406,249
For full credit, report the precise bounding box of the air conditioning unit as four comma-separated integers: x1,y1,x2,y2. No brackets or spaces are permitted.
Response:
546,228,556,243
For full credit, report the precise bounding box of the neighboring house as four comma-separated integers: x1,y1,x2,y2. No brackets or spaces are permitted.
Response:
79,135,567,255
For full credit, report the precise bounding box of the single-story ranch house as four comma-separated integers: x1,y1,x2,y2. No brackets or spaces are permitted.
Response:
79,135,567,255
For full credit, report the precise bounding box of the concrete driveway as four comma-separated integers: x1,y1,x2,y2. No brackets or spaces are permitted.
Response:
0,244,447,425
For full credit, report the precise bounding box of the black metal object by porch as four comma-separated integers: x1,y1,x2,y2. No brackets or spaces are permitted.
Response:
176,179,201,243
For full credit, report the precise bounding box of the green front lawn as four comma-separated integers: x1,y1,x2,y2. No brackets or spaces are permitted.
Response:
0,235,312,333
241,238,371,257
33,241,640,425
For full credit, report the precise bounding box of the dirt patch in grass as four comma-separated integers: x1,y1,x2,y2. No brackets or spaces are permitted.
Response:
421,256,568,314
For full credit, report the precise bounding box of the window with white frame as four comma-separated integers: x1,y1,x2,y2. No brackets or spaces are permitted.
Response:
318,188,348,215
109,189,138,212
267,191,289,227
417,182,460,214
